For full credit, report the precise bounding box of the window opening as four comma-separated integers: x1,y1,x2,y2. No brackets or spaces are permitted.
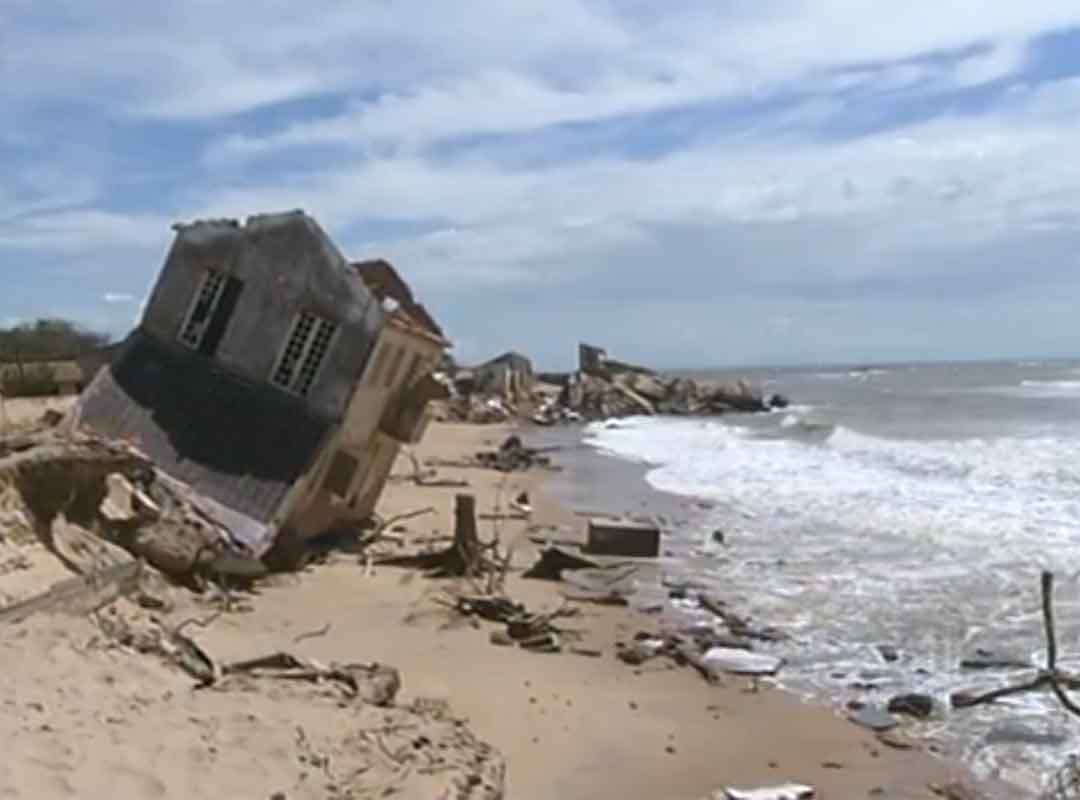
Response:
179,269,227,349
271,311,337,396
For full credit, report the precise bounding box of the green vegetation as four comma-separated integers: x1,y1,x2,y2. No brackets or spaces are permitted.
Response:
0,318,110,363
0,319,111,397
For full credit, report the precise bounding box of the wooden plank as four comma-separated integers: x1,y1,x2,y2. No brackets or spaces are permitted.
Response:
0,560,142,625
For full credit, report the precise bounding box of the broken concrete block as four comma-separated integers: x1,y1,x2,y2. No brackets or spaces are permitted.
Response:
100,472,138,522
584,517,660,558
702,647,784,676
721,785,815,800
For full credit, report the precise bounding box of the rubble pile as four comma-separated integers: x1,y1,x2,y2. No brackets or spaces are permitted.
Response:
474,435,555,472
434,342,791,425
0,429,260,585
544,370,788,424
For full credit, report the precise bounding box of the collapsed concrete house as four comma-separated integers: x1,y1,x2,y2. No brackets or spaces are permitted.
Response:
68,211,448,560
472,351,534,404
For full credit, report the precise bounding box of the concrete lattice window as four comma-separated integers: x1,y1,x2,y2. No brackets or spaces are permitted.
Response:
179,269,227,349
272,311,337,396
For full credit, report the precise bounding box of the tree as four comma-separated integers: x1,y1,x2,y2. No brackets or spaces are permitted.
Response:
0,318,110,363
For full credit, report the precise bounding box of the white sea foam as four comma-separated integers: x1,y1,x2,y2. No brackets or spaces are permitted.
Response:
1017,379,1080,397
585,415,1080,787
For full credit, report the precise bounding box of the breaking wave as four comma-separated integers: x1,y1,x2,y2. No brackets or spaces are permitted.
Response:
586,417,1080,552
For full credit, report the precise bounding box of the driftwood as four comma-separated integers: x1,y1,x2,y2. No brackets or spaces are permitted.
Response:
953,571,1080,717
401,450,469,488
217,651,401,705
0,559,143,625
523,547,599,581
366,507,436,544
439,591,582,653
698,593,788,642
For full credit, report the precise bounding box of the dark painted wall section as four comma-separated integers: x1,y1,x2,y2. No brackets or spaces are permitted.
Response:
140,211,384,421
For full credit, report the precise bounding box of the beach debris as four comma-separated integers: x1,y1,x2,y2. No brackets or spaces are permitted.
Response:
561,564,639,606
719,784,815,799
0,558,144,625
583,515,660,558
952,572,1080,719
397,450,470,488
523,546,599,581
218,652,401,705
78,602,505,799
698,593,789,642
510,490,532,515
877,644,900,662
928,780,990,799
474,435,555,472
887,692,934,718
95,607,402,704
701,647,784,676
960,648,1031,671
438,591,582,655
615,627,767,685
616,635,667,666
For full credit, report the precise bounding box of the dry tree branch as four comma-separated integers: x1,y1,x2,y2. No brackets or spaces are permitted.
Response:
955,571,1080,718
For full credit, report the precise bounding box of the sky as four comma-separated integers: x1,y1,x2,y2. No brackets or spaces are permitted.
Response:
3,2,1080,369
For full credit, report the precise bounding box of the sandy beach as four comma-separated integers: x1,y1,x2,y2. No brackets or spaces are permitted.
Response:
0,420,1015,799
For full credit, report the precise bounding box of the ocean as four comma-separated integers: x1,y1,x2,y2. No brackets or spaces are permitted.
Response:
552,358,1080,792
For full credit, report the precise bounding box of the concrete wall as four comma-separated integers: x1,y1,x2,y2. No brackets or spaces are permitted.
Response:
284,324,444,538
350,431,401,520
140,211,383,421
339,324,441,450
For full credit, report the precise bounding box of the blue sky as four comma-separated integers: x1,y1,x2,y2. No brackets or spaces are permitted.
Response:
3,2,1080,368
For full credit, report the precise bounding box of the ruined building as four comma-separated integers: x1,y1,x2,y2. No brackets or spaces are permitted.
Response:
69,211,448,559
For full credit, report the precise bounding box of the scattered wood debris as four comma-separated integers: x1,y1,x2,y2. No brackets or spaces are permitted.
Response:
436,591,583,654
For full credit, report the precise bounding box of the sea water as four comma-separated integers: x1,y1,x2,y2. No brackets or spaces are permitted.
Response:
579,359,1080,791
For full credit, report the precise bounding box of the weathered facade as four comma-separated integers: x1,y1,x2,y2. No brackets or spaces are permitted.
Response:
69,211,447,559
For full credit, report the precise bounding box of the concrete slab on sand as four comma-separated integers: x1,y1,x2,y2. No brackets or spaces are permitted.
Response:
584,515,660,558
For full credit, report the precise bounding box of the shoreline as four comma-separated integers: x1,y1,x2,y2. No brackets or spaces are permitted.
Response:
350,422,1018,798
0,419,1023,798
555,419,1052,798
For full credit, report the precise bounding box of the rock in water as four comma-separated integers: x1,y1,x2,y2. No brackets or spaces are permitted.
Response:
876,644,899,663
887,693,934,719
960,649,1030,670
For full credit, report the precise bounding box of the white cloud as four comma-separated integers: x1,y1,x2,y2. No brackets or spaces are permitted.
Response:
189,72,1080,296
103,292,136,304
0,210,171,254
4,1,1080,363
